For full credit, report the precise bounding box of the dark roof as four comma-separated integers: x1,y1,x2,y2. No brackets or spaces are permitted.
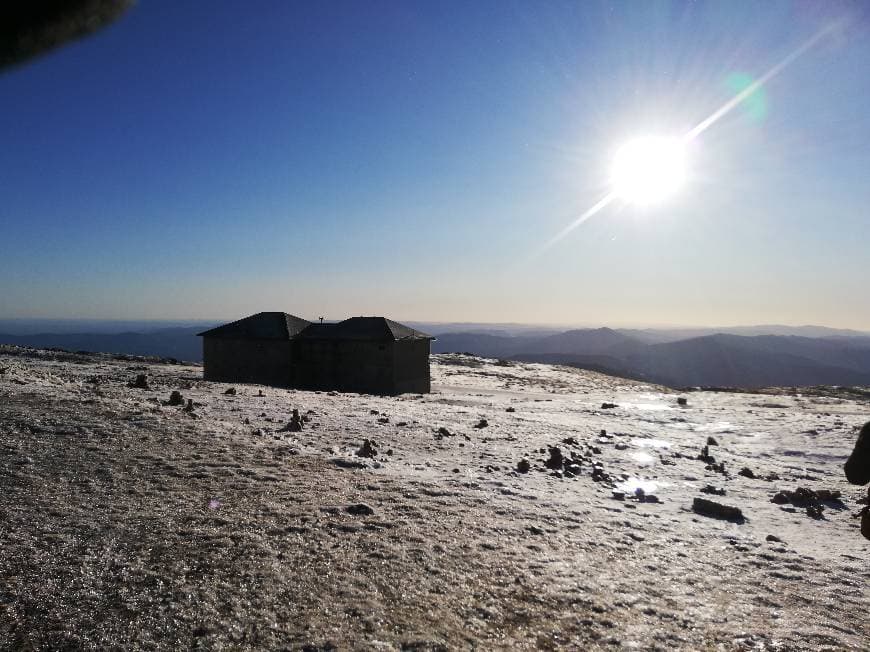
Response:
197,312,312,340
297,317,434,341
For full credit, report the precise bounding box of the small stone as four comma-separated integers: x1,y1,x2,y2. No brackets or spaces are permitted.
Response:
346,503,375,516
130,374,149,390
765,534,782,543
738,467,756,479
356,439,377,458
474,418,488,429
706,436,718,446
224,387,237,395
677,397,688,406
806,504,825,519
167,390,184,406
692,497,744,522
601,402,617,409
545,447,564,470
516,459,531,474
505,406,516,413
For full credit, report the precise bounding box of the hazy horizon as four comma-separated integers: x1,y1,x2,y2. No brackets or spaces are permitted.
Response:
1,315,869,337
3,2,870,329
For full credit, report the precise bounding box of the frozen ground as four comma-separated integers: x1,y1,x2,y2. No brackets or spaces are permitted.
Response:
0,347,867,650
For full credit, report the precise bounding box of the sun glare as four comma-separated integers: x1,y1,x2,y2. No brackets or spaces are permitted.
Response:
611,136,687,205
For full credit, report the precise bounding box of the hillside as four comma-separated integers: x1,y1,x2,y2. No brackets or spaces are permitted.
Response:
0,348,867,648
434,330,870,388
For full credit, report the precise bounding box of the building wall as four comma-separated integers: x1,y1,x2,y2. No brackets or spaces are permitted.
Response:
393,339,431,394
202,336,431,395
292,339,396,394
202,338,293,386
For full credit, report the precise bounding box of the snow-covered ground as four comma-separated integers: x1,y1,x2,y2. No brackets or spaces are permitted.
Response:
0,348,867,649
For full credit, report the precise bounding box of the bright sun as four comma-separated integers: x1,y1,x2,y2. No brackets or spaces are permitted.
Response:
611,136,687,205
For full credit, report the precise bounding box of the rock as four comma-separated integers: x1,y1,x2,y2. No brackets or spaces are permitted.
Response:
601,402,617,409
346,503,375,516
815,489,841,501
473,418,488,429
738,467,756,479
591,466,610,482
765,534,782,543
332,458,368,469
369,409,380,415
677,397,688,406
706,436,718,446
611,490,626,501
377,417,390,424
562,437,579,446
706,461,727,474
806,504,825,519
563,461,581,477
224,387,237,395
435,427,452,439
258,390,264,397
167,390,184,406
356,439,377,458
130,374,149,390
701,485,726,496
505,406,516,413
615,443,629,450
771,487,843,518
516,458,531,473
284,409,303,432
697,445,715,464
528,526,545,535
183,399,195,413
545,447,564,470
692,497,745,522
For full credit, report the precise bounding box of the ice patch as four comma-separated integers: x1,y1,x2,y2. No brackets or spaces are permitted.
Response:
631,438,672,449
616,477,669,494
631,451,656,466
695,421,738,433
622,402,673,411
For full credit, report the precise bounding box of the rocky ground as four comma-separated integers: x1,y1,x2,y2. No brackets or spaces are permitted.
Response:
0,346,867,650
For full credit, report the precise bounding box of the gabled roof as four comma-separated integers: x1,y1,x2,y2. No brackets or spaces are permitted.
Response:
297,317,434,341
197,312,312,340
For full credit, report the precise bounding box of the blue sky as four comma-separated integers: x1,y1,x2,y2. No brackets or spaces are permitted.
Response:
2,1,869,327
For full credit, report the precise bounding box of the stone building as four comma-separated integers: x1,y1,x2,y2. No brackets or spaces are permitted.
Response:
198,312,434,394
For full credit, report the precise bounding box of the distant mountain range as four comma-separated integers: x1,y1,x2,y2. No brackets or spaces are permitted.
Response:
2,322,870,388
0,327,206,362
432,328,870,388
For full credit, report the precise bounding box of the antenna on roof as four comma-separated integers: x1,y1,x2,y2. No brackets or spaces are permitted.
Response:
319,316,324,324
